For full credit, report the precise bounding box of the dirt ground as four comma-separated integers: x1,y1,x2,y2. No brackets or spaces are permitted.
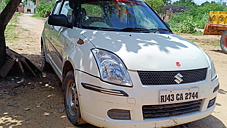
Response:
0,14,227,128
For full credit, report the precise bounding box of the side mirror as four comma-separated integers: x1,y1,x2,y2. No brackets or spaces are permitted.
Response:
48,14,73,28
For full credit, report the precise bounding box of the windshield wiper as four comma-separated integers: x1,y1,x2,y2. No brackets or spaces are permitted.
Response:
120,27,170,33
149,28,170,33
120,27,151,32
82,26,117,31
82,26,170,33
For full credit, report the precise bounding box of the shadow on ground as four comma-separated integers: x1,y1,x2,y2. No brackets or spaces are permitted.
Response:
185,115,226,128
211,49,227,54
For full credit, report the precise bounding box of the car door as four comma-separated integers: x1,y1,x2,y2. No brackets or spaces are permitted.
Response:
49,0,73,75
44,1,61,62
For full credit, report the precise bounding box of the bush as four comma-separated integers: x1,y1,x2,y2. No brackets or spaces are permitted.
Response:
180,16,196,33
168,15,196,33
168,1,227,33
0,0,7,12
144,0,164,13
34,1,55,18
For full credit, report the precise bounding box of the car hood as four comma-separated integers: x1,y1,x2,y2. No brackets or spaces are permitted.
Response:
81,30,209,71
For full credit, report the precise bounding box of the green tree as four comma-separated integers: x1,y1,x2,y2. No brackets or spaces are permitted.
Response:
34,0,55,17
201,1,210,6
168,1,227,33
1,0,11,4
145,0,164,13
163,0,171,5
185,2,225,17
22,0,36,5
173,0,196,7
0,0,10,11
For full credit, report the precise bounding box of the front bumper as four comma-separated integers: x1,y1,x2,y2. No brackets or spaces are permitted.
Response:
76,70,219,128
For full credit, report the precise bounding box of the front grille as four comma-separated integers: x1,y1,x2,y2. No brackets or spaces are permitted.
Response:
143,100,202,119
138,68,207,85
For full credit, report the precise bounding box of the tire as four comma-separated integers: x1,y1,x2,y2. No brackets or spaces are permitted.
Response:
41,45,51,71
63,71,84,125
220,30,227,54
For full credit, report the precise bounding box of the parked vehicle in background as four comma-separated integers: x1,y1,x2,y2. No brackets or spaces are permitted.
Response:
41,0,219,127
204,11,227,53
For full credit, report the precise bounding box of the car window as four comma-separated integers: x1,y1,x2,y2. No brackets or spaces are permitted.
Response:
52,1,62,15
133,6,158,28
82,4,103,17
60,0,73,22
81,4,107,27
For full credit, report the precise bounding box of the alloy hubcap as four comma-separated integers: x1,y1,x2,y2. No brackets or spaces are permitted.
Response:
67,83,78,116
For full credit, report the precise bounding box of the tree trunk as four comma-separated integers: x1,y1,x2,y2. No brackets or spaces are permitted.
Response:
0,0,21,68
0,26,6,68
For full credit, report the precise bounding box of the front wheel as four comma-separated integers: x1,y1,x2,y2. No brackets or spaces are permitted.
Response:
220,30,227,53
63,71,84,125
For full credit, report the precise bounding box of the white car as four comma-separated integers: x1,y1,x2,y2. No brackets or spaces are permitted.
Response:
41,0,219,127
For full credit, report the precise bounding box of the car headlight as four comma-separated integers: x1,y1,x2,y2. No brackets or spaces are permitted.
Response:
210,60,217,81
92,48,132,87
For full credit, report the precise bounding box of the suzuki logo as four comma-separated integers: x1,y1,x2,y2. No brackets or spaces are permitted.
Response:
174,73,183,84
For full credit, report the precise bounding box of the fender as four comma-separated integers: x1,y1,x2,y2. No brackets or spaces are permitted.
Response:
61,28,100,81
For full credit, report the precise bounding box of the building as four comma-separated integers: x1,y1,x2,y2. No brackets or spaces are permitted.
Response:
24,0,36,13
163,5,187,13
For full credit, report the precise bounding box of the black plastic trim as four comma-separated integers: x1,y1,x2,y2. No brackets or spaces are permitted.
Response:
207,97,216,108
213,84,219,93
76,69,99,79
81,83,129,97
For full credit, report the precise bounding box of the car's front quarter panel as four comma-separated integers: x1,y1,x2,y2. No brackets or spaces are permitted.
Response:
62,28,100,77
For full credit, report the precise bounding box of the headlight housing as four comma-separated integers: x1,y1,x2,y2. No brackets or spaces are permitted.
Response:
210,60,217,81
92,49,132,87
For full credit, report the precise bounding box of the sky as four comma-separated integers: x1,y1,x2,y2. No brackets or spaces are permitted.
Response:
171,0,227,5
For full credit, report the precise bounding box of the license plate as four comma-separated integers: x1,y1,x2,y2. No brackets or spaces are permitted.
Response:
160,88,199,104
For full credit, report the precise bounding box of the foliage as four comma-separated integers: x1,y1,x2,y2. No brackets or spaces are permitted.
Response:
0,0,10,11
5,13,20,43
1,0,10,5
0,0,7,12
173,0,196,7
82,4,103,17
168,1,227,33
22,0,36,5
192,32,203,36
163,0,171,5
144,0,164,13
169,14,196,33
34,0,55,18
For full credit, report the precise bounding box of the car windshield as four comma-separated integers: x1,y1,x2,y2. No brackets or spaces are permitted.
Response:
80,0,171,33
